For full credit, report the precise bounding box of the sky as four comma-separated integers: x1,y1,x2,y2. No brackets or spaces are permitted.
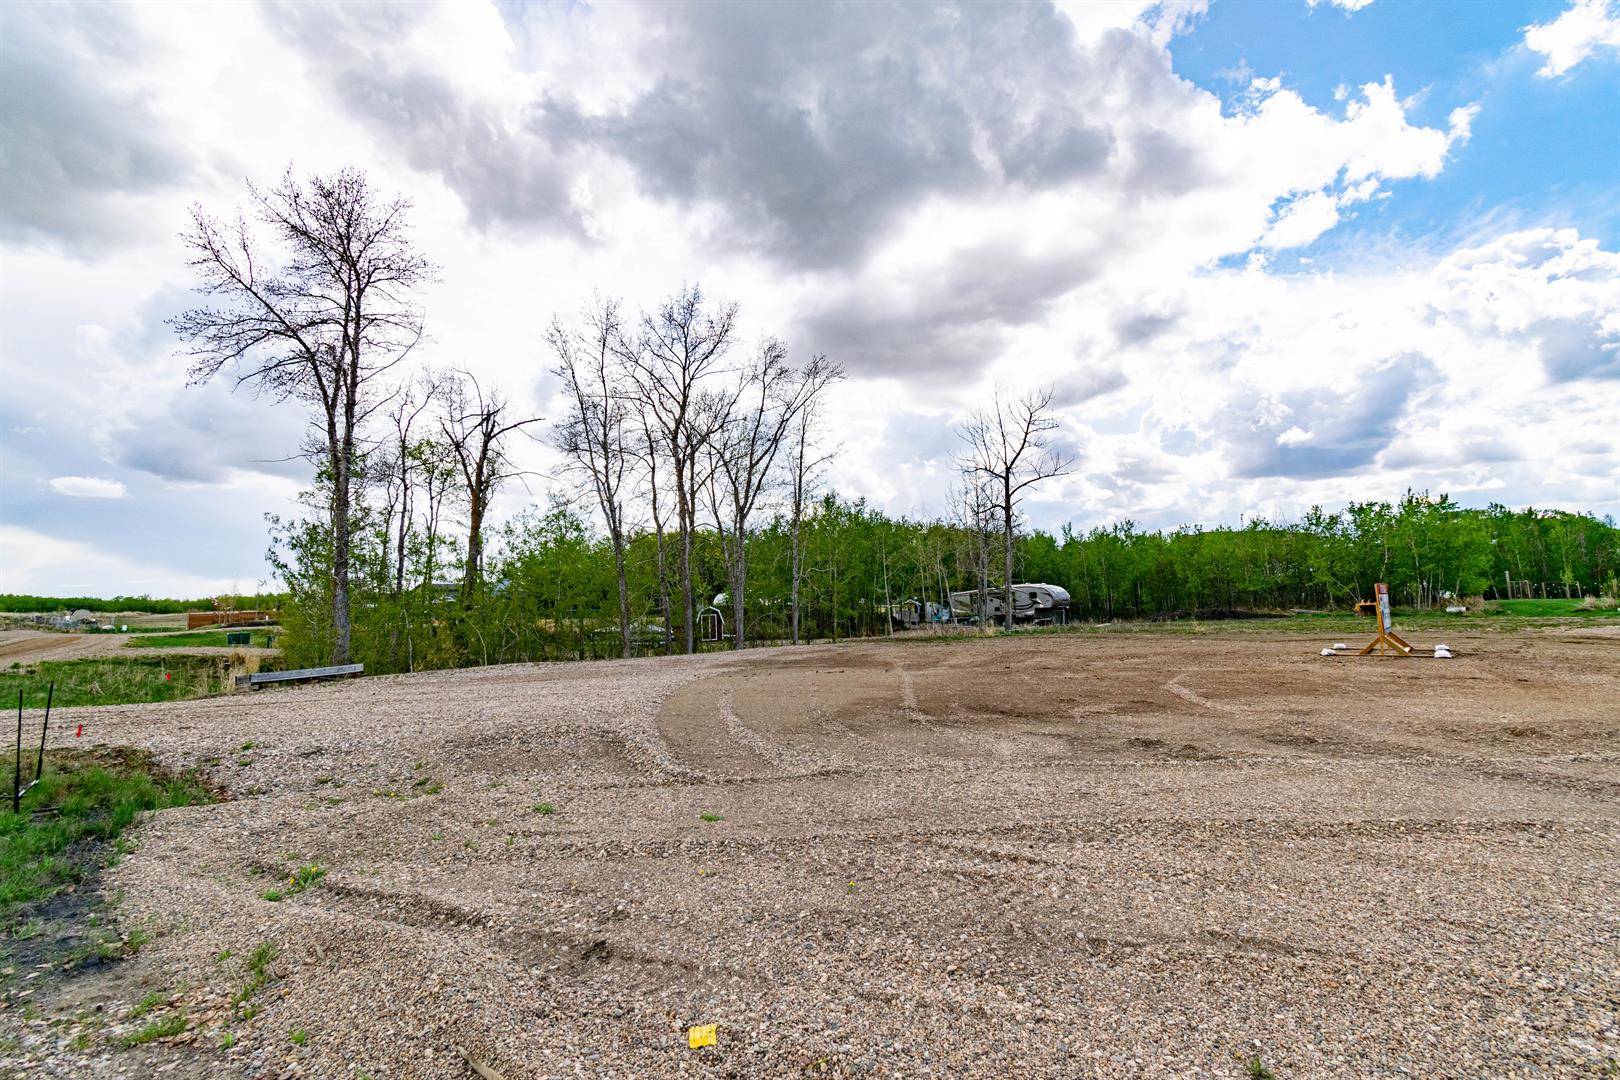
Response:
1,0,1617,598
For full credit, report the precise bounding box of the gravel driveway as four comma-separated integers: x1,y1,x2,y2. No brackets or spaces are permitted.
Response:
5,628,1617,1078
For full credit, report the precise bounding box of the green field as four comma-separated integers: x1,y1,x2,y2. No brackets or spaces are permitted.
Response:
0,657,240,709
1483,598,1617,617
125,629,277,650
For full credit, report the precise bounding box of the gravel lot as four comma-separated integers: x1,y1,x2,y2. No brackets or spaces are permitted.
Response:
4,627,1617,1078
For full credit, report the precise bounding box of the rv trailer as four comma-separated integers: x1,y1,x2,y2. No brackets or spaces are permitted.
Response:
889,598,953,630
948,583,1071,625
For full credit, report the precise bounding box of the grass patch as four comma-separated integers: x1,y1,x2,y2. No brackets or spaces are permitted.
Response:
127,990,167,1019
1,748,214,924
290,1028,309,1045
231,941,278,1017
1246,1058,1277,1080
120,1012,185,1047
533,801,556,816
0,657,240,709
699,812,724,823
126,629,276,649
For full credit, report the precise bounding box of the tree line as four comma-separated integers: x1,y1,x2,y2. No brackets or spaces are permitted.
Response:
171,168,1618,672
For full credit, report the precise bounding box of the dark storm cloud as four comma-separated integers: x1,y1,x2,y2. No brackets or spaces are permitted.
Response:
0,3,191,251
259,0,585,235
541,1,1122,267
268,1,1174,271
797,244,1097,377
1226,356,1434,479
343,69,583,234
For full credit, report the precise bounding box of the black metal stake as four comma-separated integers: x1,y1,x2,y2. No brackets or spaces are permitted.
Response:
12,688,21,814
34,681,53,788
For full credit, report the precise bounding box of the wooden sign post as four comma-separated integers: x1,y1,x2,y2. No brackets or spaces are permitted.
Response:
1358,582,1415,655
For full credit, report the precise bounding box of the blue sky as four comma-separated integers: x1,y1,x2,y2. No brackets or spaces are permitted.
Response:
1,0,1616,596
1174,0,1620,266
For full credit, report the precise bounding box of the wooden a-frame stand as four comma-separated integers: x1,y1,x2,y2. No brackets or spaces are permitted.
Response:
1323,584,1450,658
1360,582,1413,655
1349,582,1444,657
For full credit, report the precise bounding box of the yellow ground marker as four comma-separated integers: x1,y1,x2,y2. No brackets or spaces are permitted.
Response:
688,1024,717,1049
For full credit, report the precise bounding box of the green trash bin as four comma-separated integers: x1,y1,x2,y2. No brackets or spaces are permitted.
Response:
225,631,250,646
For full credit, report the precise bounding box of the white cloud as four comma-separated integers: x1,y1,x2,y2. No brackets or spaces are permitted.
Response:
1524,0,1620,77
0,525,235,596
0,0,1615,597
1308,0,1375,11
47,476,127,499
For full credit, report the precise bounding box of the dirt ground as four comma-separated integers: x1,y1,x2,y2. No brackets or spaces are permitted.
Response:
3,626,1616,1078
0,629,279,663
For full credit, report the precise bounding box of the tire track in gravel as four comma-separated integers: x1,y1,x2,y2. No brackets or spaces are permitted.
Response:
655,674,791,780
718,685,846,774
314,878,766,990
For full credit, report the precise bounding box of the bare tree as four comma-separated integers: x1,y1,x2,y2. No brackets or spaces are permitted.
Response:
437,372,542,604
710,341,842,648
618,285,738,654
787,400,835,645
379,372,441,596
549,298,636,658
958,388,1074,631
636,408,675,654
949,475,998,630
172,167,432,664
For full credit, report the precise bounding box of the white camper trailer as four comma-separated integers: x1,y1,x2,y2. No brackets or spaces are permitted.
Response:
948,583,1071,625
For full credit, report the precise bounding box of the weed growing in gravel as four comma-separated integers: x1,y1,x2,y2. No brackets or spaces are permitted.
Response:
219,1030,236,1049
120,1012,185,1047
262,863,324,901
231,941,278,1017
700,812,724,823
127,991,166,1019
533,802,556,815
290,1028,309,1045
1246,1058,1277,1080
216,949,233,962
